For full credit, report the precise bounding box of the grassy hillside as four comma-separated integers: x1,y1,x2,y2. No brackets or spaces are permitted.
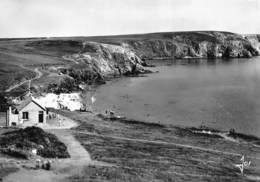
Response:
0,39,75,95
57,111,260,182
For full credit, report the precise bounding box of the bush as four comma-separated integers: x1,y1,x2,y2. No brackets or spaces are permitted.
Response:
0,127,70,158
47,77,79,94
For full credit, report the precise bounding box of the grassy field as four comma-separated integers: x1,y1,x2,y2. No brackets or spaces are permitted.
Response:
54,111,260,182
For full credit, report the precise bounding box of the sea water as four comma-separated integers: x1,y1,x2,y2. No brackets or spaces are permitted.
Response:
92,58,260,137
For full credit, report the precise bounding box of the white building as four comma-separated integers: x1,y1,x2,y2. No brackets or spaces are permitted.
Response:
6,97,47,127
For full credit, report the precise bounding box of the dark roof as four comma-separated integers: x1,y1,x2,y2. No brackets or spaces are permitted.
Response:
16,97,46,112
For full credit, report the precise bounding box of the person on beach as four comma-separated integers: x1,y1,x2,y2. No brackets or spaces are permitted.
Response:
35,159,41,169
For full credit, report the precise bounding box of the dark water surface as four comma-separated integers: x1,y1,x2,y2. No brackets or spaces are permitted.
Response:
93,58,260,137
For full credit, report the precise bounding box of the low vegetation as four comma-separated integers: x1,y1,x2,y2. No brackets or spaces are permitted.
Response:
47,77,79,94
0,93,9,111
0,126,70,159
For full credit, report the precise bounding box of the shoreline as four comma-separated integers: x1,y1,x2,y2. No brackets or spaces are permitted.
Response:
87,58,260,138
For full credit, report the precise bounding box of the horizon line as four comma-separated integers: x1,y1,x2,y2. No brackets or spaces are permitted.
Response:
0,30,258,39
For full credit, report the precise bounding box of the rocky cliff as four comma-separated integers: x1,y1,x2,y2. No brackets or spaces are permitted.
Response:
27,31,260,76
122,31,259,59
60,32,260,79
63,41,147,76
24,31,260,93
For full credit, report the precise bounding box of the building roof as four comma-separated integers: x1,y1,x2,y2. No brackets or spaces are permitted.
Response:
16,96,46,112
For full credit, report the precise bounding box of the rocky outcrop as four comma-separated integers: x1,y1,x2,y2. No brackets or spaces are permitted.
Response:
62,41,147,76
245,34,260,54
45,41,149,93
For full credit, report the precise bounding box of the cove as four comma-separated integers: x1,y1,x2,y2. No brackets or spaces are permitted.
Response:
92,58,260,137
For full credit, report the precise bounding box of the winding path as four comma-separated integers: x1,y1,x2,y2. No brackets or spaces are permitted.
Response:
5,67,43,93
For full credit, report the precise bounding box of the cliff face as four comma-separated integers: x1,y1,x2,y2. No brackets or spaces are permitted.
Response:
58,32,260,78
43,41,148,93
63,41,146,76
123,32,259,59
23,31,260,93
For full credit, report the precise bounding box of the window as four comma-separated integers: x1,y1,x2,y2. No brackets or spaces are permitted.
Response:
22,112,29,119
39,111,44,123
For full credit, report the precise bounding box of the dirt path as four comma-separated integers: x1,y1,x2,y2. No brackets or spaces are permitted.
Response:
48,129,91,163
5,67,43,92
62,55,79,64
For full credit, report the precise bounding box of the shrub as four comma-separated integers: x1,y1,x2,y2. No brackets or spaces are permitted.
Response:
0,126,70,158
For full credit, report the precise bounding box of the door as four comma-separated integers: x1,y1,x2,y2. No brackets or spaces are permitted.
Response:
39,111,44,123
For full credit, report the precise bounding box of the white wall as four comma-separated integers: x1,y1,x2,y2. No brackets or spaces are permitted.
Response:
7,107,19,126
19,102,46,125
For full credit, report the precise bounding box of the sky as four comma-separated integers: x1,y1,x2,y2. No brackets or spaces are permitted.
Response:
0,0,260,38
